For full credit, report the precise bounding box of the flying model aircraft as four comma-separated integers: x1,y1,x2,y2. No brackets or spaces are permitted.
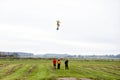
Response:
56,20,60,30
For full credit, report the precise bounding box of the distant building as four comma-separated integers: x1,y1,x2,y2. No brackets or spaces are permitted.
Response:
0,51,34,58
0,51,14,57
13,52,33,58
42,53,70,58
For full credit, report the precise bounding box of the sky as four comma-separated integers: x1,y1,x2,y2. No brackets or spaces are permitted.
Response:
0,0,120,55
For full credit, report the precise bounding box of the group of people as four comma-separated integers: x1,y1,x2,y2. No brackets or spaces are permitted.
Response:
53,58,69,70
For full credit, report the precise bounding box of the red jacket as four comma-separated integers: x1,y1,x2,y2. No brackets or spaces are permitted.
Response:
53,59,56,64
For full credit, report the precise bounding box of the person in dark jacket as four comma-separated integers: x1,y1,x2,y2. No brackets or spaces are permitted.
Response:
65,59,69,69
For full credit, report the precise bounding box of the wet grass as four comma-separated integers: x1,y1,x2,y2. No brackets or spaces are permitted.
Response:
0,59,119,80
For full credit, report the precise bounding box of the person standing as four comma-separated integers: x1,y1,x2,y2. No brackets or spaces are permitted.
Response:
57,59,61,69
65,59,69,69
53,58,57,69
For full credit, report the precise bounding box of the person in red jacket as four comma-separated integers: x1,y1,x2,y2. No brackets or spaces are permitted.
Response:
53,58,57,69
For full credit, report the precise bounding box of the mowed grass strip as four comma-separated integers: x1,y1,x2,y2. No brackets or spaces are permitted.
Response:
26,64,49,80
81,64,120,78
0,63,9,68
7,64,23,74
1,64,30,80
0,64,23,79
0,64,16,79
103,65,120,75
79,60,120,80
15,64,32,80
25,62,55,80
53,60,120,80
79,67,118,80
18,64,36,80
0,59,120,80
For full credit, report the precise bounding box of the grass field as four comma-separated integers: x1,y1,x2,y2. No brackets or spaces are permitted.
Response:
0,58,120,80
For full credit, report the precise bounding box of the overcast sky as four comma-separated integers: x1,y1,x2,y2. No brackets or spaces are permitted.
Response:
0,0,120,55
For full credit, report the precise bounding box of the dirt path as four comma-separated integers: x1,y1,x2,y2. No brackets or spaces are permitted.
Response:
80,78,92,80
58,78,92,80
58,78,77,80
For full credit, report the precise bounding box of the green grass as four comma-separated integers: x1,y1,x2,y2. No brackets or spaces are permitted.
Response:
0,59,120,80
